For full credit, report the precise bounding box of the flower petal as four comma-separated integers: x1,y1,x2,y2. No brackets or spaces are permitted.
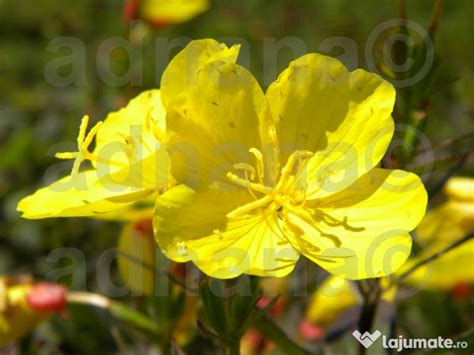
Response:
165,60,277,189
401,239,474,290
398,193,474,290
118,219,156,296
289,168,426,279
161,39,240,109
153,185,299,278
444,176,474,203
415,201,473,245
93,90,166,176
306,276,360,326
141,0,209,25
266,54,395,198
17,170,153,219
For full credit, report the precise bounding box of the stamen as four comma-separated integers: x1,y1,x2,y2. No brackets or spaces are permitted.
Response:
55,152,78,159
145,107,165,144
144,107,153,131
55,115,103,176
152,125,164,143
233,163,256,181
226,172,273,195
249,147,265,184
83,121,103,148
226,195,273,219
130,130,154,156
83,152,129,169
232,163,259,200
77,115,90,145
292,189,307,207
275,150,313,192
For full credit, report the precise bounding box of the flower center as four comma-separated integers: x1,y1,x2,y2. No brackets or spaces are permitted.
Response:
226,148,364,248
226,149,313,219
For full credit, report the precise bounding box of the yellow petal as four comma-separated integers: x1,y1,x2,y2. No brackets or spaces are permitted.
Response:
444,176,474,203
165,60,277,189
306,276,360,326
161,39,240,109
0,284,46,347
93,90,166,177
415,201,473,244
290,168,426,280
141,0,209,25
401,239,474,290
398,188,474,290
96,196,155,221
118,220,156,296
100,149,171,191
153,185,299,278
266,54,395,198
17,170,153,219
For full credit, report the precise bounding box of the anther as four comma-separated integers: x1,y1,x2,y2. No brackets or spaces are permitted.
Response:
249,147,265,184
275,150,313,192
233,163,256,181
55,115,103,176
226,195,273,219
226,172,272,195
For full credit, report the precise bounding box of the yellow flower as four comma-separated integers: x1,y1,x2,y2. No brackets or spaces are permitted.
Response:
304,178,472,326
153,39,427,280
139,0,209,27
117,217,156,296
306,276,360,327
17,90,170,219
400,177,474,290
0,277,66,347
305,276,396,327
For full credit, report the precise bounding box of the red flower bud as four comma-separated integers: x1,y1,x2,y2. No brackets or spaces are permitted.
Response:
26,283,67,313
299,319,325,341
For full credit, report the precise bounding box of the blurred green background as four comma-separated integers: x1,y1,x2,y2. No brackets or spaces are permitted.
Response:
0,0,473,353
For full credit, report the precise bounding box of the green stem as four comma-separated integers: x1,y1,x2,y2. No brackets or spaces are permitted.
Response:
116,250,197,293
357,280,381,355
427,0,443,36
427,153,469,199
227,339,241,355
66,292,161,336
254,315,310,355
396,232,474,283
400,111,427,164
397,0,406,18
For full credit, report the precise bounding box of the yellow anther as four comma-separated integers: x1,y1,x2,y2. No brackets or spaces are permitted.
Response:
144,107,154,130
144,107,165,143
227,195,273,219
226,172,273,195
152,125,164,143
77,115,90,145
54,115,103,176
233,163,256,181
249,147,265,184
83,121,103,148
55,152,78,159
275,150,313,192
130,127,155,156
